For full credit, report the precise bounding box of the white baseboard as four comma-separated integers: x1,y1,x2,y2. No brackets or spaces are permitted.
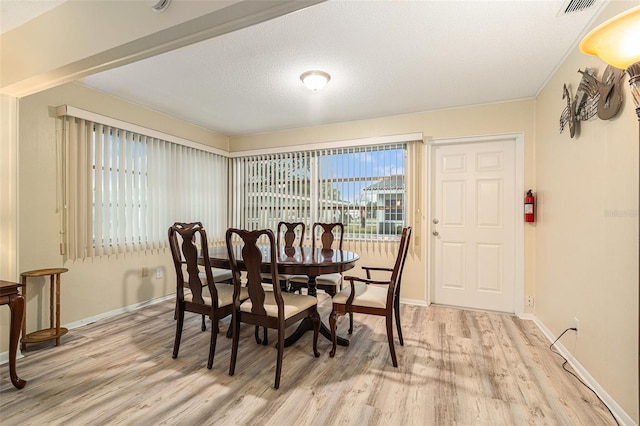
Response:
0,347,24,365
527,315,636,426
63,294,174,331
0,294,174,366
400,297,429,307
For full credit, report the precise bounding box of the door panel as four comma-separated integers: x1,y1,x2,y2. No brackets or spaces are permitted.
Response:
433,140,515,312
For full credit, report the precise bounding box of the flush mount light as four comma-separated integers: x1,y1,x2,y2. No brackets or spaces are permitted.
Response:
300,70,331,91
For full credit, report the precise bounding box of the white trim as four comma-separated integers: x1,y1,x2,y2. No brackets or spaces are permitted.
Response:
427,132,525,316
0,347,24,366
63,293,175,330
55,105,229,157
528,315,635,426
429,132,522,146
229,132,424,158
400,297,429,307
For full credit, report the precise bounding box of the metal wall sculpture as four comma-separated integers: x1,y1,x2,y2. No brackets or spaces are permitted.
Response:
560,65,625,138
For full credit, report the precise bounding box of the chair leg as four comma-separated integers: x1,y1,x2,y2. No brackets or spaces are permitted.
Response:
275,326,284,389
329,310,338,358
394,296,404,346
229,314,240,376
348,312,354,334
225,320,232,338
254,326,269,345
311,310,320,358
207,317,219,369
172,306,184,359
386,314,398,367
201,314,206,332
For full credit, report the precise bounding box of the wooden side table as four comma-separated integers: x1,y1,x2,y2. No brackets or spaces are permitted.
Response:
0,280,26,389
20,268,69,350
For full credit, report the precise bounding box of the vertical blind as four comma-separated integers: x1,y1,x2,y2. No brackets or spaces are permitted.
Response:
62,116,228,260
231,141,421,245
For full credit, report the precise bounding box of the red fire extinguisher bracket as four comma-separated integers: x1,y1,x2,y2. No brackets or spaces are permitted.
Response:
524,190,535,223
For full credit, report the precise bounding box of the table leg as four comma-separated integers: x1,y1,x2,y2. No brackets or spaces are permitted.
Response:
8,293,26,389
54,273,61,346
284,275,349,348
20,276,26,352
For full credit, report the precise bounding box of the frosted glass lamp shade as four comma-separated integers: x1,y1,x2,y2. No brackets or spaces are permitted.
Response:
300,71,331,91
580,6,640,117
579,6,640,70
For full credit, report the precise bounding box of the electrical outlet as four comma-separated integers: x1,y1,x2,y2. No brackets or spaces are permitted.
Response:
156,267,164,279
142,267,149,277
574,317,580,336
526,295,534,307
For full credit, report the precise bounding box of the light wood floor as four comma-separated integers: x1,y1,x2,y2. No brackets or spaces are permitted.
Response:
1,294,616,425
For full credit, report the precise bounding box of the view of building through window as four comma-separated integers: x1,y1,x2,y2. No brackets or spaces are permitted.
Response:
234,143,406,238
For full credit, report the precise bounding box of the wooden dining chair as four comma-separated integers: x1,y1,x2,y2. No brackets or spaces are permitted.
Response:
261,221,306,291
168,222,248,369
171,232,233,332
289,222,344,296
226,228,320,389
328,226,412,367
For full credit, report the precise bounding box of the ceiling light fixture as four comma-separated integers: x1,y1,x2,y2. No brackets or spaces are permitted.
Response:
300,70,331,91
580,5,640,120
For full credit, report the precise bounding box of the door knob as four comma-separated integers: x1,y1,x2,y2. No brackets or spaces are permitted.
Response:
432,231,439,236
432,218,439,224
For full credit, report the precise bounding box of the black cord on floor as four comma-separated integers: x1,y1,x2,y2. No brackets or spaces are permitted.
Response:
550,328,620,426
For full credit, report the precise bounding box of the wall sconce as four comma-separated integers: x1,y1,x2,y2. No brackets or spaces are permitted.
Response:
580,5,640,121
300,70,331,91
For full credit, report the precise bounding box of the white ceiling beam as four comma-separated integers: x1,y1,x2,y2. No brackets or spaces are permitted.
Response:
0,0,324,97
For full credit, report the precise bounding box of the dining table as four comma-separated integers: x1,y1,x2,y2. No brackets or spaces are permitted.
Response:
206,244,359,347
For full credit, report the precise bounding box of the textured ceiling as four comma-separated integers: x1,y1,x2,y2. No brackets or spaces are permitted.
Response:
5,0,609,136
0,0,67,33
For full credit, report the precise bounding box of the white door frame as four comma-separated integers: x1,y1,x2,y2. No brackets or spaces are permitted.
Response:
426,132,525,316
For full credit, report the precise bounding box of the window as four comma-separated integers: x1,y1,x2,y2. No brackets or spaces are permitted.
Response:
231,143,408,239
62,115,228,260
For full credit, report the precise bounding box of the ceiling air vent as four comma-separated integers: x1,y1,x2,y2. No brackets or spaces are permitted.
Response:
146,0,171,13
561,0,596,14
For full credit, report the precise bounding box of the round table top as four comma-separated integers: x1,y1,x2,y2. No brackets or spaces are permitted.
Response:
206,245,359,277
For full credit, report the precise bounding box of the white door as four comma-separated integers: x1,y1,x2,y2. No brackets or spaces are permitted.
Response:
433,139,516,313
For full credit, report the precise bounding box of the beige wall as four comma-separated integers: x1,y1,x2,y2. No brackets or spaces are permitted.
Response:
0,82,228,354
231,100,536,306
534,0,639,420
0,94,19,362
0,94,18,281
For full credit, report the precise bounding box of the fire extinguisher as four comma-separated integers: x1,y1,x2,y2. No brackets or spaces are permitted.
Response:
524,190,535,223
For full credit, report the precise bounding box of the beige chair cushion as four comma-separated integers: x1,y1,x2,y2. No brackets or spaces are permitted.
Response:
288,275,309,284
239,292,316,319
211,268,233,282
316,273,342,287
333,282,389,309
198,268,232,283
184,283,247,307
181,265,232,284
290,273,341,287
260,272,290,282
